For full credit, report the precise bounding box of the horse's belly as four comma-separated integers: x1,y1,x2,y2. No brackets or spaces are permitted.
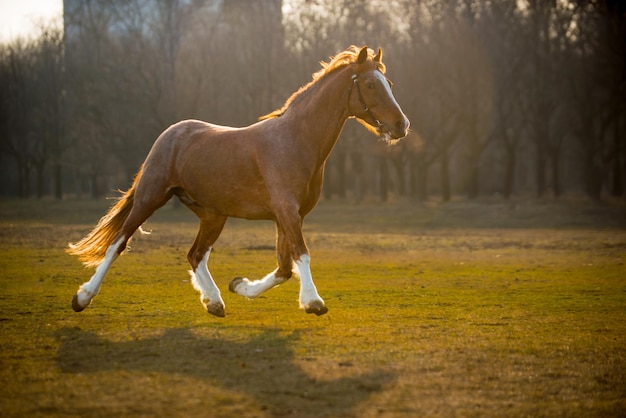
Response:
180,181,273,220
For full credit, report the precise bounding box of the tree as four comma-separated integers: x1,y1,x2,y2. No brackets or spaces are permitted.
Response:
0,41,34,197
521,0,577,198
2,0,624,200
483,0,526,199
32,27,66,198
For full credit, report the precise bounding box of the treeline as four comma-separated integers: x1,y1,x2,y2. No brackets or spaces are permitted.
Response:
0,0,624,201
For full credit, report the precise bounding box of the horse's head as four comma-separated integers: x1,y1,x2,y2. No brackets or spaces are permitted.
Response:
349,46,410,144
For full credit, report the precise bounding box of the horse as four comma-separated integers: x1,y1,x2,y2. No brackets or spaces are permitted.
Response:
67,45,410,317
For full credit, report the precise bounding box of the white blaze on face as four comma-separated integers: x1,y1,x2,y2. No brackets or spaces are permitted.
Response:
372,71,405,145
373,71,401,112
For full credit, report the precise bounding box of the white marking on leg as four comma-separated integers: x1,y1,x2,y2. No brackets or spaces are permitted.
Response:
75,236,125,309
294,254,324,310
190,248,225,316
231,268,287,299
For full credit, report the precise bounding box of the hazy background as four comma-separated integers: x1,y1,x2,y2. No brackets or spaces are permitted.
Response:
0,0,624,203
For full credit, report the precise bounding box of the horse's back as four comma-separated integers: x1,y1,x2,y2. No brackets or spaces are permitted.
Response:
153,119,235,149
139,119,272,218
144,119,247,169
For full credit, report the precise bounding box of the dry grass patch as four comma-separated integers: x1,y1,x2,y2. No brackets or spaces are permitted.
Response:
0,198,625,417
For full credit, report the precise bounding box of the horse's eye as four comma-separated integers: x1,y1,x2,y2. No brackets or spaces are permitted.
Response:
366,82,375,90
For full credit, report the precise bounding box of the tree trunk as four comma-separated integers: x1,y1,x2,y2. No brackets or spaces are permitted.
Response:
54,162,63,199
90,172,99,199
378,157,389,202
441,150,451,202
610,152,623,197
584,153,602,201
336,152,347,199
17,159,28,199
412,154,428,202
503,148,516,200
467,162,479,200
323,164,332,200
550,150,561,198
391,157,405,197
419,163,428,202
74,168,82,199
35,163,45,198
610,115,624,197
535,145,547,198
351,152,364,202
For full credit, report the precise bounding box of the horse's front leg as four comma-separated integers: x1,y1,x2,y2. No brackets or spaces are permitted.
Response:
275,212,327,315
276,212,327,315
229,213,327,315
294,253,327,316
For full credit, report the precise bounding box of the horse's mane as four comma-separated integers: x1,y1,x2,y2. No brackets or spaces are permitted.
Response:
259,46,386,121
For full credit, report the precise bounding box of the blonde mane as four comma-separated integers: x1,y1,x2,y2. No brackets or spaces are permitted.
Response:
260,46,386,121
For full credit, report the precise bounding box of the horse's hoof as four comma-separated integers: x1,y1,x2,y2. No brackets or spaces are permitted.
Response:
305,301,328,316
229,276,244,293
207,303,225,318
72,294,86,312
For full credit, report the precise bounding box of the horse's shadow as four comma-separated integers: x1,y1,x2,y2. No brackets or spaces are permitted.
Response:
55,326,393,416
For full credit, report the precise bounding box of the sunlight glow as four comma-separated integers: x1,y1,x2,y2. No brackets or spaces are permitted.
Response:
0,0,63,43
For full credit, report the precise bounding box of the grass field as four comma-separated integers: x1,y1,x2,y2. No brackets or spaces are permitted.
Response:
1,197,625,417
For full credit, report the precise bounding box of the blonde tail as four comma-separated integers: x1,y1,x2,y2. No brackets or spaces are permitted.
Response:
67,168,142,267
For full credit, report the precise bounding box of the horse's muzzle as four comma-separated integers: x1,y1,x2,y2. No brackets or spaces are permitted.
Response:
388,115,410,140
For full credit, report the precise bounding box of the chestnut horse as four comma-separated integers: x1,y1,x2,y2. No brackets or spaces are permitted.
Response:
67,46,409,317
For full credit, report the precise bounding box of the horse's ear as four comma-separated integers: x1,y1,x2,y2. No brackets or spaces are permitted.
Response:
374,48,382,63
357,46,368,65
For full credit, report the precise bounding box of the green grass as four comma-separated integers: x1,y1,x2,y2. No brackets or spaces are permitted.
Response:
1,198,625,417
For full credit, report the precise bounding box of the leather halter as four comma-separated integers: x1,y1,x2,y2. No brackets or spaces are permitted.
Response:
348,73,383,130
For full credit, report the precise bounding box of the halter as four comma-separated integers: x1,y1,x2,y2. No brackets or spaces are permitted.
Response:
348,73,383,130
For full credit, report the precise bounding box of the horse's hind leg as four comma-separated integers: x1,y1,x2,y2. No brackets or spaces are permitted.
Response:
187,213,227,317
229,223,293,298
72,235,126,311
73,187,172,312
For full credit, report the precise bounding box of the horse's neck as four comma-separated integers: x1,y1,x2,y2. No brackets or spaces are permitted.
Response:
284,68,351,163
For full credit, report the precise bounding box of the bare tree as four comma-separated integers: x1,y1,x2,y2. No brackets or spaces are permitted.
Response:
64,0,119,197
520,0,576,197
483,1,526,199
2,0,623,200
453,2,494,199
0,41,35,197
32,27,65,198
595,0,626,197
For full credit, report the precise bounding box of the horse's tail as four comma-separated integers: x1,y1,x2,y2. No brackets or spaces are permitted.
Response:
67,166,144,267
